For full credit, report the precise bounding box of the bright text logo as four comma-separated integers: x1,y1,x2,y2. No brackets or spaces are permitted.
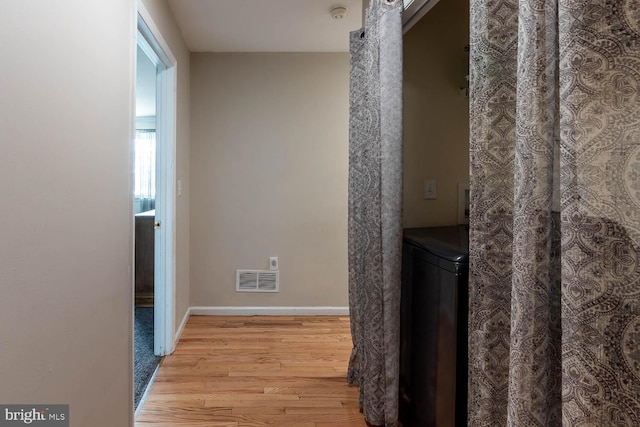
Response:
0,406,68,426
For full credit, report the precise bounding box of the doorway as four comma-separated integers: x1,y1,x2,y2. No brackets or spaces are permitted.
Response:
133,41,160,410
134,2,178,412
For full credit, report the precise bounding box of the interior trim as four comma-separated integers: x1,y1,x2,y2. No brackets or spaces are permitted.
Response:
189,306,350,316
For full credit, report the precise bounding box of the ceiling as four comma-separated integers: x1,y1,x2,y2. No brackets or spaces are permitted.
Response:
167,0,363,53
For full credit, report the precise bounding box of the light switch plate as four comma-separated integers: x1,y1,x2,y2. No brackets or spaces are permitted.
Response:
424,179,437,199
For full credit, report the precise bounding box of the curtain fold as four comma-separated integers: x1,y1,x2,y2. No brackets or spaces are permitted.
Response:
469,0,640,425
347,1,403,426
134,129,156,214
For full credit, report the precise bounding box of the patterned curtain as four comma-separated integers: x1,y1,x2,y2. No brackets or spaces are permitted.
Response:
347,0,403,426
469,0,640,425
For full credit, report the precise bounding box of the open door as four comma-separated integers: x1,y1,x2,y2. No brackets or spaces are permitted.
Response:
137,1,177,357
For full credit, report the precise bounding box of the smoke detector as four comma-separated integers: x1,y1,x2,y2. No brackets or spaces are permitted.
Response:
330,6,348,20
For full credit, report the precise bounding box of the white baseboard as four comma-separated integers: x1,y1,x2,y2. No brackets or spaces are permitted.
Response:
189,306,350,316
173,307,190,348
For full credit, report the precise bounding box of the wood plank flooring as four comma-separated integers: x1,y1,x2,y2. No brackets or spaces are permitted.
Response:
135,315,368,427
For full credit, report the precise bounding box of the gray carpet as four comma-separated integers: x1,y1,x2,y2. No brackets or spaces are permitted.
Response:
134,307,162,409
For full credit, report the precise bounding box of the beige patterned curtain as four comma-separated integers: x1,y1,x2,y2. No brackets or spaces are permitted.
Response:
347,0,403,426
469,0,640,425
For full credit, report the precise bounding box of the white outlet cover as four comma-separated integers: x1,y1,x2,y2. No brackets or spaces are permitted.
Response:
269,257,278,271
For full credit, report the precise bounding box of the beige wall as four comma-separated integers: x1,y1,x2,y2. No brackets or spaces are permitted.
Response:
0,1,134,426
403,0,470,227
190,53,349,307
140,0,191,335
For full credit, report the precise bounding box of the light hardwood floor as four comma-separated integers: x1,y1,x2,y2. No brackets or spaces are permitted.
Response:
135,315,368,427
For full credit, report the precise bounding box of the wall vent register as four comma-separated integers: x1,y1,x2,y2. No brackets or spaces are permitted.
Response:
236,270,279,292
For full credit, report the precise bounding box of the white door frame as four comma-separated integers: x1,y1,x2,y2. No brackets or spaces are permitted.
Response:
137,1,177,356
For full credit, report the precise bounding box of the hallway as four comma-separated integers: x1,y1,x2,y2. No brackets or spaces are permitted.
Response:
135,316,366,426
